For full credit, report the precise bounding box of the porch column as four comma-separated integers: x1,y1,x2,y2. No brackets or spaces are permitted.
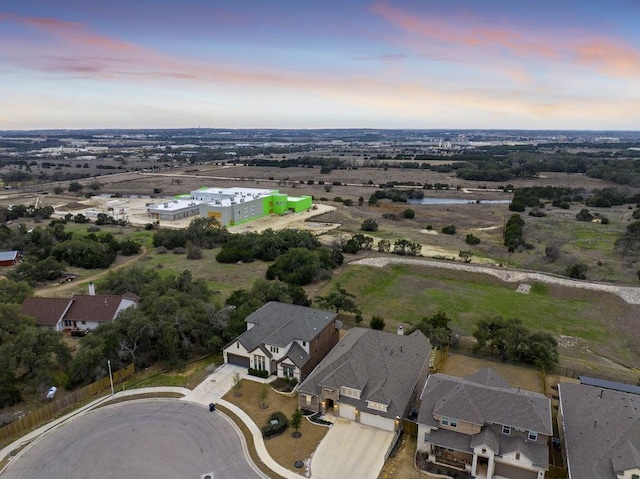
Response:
471,454,478,476
487,455,495,479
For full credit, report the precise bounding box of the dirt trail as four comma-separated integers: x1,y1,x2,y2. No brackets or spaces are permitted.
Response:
35,246,148,297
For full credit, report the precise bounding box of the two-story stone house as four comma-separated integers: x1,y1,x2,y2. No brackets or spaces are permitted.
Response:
222,301,340,381
417,369,552,479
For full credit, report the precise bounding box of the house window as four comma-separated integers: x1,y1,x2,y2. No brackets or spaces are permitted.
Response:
236,342,239,348
340,387,360,399
270,346,279,353
632,475,639,479
502,425,511,435
303,341,306,346
424,432,429,442
81,321,86,325
367,401,388,412
515,452,520,460
441,417,457,428
528,431,538,441
305,394,312,407
282,364,295,377
253,355,266,371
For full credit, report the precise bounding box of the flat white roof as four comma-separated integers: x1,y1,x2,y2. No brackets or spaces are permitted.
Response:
147,199,201,212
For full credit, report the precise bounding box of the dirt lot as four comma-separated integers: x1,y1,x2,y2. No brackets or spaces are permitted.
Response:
439,352,545,393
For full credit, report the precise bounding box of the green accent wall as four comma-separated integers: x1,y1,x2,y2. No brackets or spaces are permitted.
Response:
272,194,288,214
287,196,312,212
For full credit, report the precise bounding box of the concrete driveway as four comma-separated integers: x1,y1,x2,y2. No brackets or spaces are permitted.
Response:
310,419,394,479
182,363,248,405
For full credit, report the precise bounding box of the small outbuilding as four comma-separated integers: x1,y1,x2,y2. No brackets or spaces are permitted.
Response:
0,250,20,267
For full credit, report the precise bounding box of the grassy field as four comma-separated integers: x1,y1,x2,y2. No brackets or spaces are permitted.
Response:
317,262,640,369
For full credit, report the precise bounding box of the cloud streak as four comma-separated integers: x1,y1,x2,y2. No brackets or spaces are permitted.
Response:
369,0,640,80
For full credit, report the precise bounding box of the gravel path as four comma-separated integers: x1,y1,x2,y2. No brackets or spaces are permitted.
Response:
350,256,640,305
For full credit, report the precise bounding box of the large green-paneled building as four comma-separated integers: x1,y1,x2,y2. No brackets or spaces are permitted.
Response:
147,186,312,226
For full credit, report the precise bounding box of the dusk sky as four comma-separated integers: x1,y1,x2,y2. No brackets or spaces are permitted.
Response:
2,1,640,130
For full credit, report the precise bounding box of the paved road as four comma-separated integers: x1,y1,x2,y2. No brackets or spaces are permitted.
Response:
2,400,266,479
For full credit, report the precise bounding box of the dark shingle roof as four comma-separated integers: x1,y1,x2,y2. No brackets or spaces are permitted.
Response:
558,382,640,479
500,435,549,469
418,370,552,436
20,294,139,326
298,328,431,419
21,297,71,326
238,302,337,353
579,376,640,395
284,341,309,369
65,295,137,321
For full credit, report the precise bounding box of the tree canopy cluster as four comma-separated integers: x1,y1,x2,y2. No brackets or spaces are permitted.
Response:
473,316,558,371
0,280,71,407
1,218,140,285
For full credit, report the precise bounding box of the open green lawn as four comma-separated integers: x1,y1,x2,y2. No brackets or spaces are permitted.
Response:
318,262,639,367
140,247,269,299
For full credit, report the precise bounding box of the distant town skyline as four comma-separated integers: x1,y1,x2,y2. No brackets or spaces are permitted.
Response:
2,1,639,131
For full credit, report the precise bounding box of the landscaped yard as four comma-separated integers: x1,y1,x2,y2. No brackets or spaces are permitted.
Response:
222,379,329,473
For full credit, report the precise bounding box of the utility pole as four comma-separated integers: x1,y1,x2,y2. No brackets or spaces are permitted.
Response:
108,360,115,401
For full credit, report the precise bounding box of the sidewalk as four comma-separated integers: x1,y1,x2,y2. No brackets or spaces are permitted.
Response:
0,386,189,471
1,365,305,479
181,364,305,479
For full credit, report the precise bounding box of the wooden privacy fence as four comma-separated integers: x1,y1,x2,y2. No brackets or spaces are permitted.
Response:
0,363,135,445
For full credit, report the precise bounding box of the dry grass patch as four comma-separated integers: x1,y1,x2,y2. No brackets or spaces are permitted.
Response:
440,353,544,393
222,379,329,473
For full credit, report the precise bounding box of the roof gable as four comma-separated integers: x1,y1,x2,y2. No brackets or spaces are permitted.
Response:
21,297,71,326
418,371,552,435
299,328,431,418
65,295,134,321
238,302,337,354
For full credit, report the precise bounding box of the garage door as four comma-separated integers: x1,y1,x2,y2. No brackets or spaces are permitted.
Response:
339,404,357,421
226,353,250,368
360,412,395,431
493,462,538,479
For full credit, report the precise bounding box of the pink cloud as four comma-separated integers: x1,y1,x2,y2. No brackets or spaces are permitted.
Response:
369,0,640,80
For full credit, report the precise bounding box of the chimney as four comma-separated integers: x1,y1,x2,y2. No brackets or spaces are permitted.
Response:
397,325,404,336
88,282,95,296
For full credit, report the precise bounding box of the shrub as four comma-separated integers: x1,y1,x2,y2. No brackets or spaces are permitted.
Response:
576,209,593,222
172,247,187,254
248,368,269,378
441,225,456,235
465,234,480,245
566,263,588,280
361,219,379,231
402,208,415,219
262,411,289,438
186,243,203,259
370,315,386,330
156,246,168,254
